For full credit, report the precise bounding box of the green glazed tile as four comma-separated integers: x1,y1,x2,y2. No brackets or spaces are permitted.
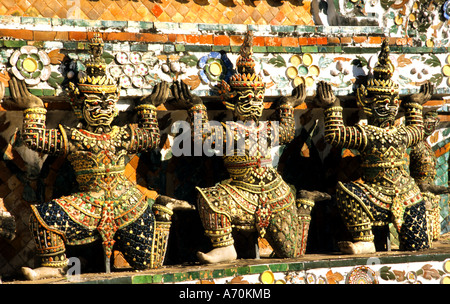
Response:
304,260,330,270
131,275,153,284
174,272,188,282
198,270,214,279
301,46,318,53
42,89,55,96
224,267,239,277
231,46,241,53
31,41,44,48
163,44,175,53
284,46,302,53
253,46,267,53
317,46,335,53
329,258,356,268
63,42,78,50
249,264,270,274
271,25,295,33
162,273,175,283
295,26,316,33
29,89,43,96
152,274,163,283
3,40,26,48
187,271,201,281
287,262,304,271
185,45,211,52
212,269,225,278
236,266,251,275
212,45,230,52
100,20,128,29
334,46,343,53
175,44,186,52
131,44,149,52
77,42,87,50
269,263,288,272
21,16,51,26
266,46,286,53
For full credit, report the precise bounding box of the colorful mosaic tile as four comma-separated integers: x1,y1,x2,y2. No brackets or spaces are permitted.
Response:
0,0,314,26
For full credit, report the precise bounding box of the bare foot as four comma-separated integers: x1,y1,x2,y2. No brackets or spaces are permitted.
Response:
297,190,331,202
338,241,376,255
21,266,65,281
155,195,195,211
197,245,237,264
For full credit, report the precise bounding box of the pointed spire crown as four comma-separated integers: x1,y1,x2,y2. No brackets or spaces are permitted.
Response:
67,33,119,119
228,30,265,91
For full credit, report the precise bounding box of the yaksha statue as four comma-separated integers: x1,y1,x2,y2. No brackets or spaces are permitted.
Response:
410,110,449,243
11,34,182,280
315,39,433,254
171,31,328,264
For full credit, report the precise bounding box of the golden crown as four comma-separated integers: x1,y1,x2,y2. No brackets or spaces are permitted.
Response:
225,31,265,93
67,33,119,118
357,39,399,113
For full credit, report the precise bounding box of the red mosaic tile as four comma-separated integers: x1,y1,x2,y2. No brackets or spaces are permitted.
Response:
340,37,352,44
281,37,298,47
68,31,88,41
298,37,308,45
151,4,163,18
316,37,327,45
199,35,213,45
253,36,265,47
307,37,317,45
213,35,230,46
186,34,200,44
353,36,367,44
0,29,33,40
265,36,282,47
368,36,382,44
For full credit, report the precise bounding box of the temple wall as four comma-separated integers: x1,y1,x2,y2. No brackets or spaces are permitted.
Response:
1,0,450,279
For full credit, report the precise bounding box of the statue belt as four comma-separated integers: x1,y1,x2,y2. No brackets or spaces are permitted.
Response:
361,160,406,168
73,165,126,176
225,157,272,169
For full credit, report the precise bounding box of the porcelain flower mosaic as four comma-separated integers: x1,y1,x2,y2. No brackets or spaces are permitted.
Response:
9,46,51,86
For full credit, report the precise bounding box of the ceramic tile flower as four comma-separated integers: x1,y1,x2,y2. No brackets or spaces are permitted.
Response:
198,51,233,85
285,53,320,88
112,51,158,89
9,46,51,86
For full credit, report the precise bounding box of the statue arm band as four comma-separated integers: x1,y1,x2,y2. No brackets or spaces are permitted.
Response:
404,102,424,146
188,104,210,144
130,106,160,152
277,104,295,144
22,108,67,155
323,106,367,150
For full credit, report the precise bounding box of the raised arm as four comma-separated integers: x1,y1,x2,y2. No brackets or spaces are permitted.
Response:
273,83,306,144
9,77,68,155
171,80,219,145
315,81,367,150
128,81,170,153
401,82,434,147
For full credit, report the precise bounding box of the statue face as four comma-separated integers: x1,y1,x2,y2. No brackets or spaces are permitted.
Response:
233,88,265,122
424,112,439,136
368,94,400,128
82,93,118,129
